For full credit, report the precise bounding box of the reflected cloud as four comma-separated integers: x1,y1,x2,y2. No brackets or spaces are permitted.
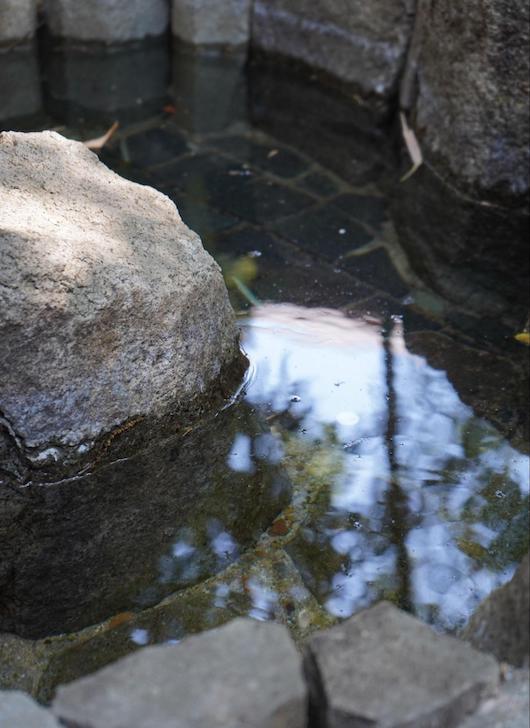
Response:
241,303,529,629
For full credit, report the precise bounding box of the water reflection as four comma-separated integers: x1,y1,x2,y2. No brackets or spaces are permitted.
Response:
1,306,526,695
241,303,529,629
0,402,290,639
42,38,170,125
0,44,42,129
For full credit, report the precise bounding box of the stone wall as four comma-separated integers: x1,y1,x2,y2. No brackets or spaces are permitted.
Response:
2,0,527,206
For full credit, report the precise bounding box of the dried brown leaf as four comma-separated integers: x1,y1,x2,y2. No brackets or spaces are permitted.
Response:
83,121,119,151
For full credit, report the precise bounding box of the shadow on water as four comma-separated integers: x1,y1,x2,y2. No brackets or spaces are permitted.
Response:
0,39,528,699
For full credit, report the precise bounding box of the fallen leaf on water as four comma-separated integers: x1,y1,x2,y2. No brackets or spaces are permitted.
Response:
83,121,119,151
400,111,423,182
107,611,135,630
163,104,177,115
515,332,530,346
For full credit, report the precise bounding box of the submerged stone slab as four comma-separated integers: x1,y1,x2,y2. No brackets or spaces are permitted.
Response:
0,131,244,482
172,0,252,46
53,619,307,728
0,0,36,45
304,602,499,728
411,0,530,206
459,669,530,728
252,0,415,101
461,553,529,668
0,691,59,728
44,0,169,42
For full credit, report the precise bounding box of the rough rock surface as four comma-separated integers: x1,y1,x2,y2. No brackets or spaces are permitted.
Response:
304,602,499,728
411,0,530,206
0,131,244,481
459,670,530,728
43,0,169,42
252,0,415,101
461,553,530,668
0,691,59,728
172,0,252,46
0,403,290,639
0,0,36,44
52,619,307,728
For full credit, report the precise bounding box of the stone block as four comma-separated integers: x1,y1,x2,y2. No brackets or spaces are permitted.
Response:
53,619,307,728
44,0,169,42
0,691,59,728
459,669,530,728
172,0,252,46
252,0,415,101
462,553,529,668
305,601,499,728
0,0,36,45
411,0,530,206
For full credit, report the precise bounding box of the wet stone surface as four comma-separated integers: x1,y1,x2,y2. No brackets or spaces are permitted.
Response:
0,43,528,700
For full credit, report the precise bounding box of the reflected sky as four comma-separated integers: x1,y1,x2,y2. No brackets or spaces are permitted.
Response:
236,303,529,630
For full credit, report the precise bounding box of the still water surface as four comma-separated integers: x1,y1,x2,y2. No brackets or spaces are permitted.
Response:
0,38,528,695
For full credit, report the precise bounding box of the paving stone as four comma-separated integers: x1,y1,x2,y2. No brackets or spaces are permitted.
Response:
272,204,372,262
340,247,409,299
53,619,307,728
0,691,60,728
215,226,373,309
125,127,189,168
305,601,499,728
461,553,529,668
212,135,308,178
299,171,340,199
458,669,530,728
164,190,240,241
153,153,314,224
151,151,255,192
332,192,389,228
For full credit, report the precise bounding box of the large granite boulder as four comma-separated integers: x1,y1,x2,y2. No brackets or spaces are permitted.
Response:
252,0,415,103
409,0,530,207
43,0,169,42
0,131,245,482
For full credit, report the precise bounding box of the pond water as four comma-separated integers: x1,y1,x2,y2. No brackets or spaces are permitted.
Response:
0,37,528,697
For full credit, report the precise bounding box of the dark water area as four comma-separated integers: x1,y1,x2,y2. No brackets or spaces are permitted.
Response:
0,36,528,698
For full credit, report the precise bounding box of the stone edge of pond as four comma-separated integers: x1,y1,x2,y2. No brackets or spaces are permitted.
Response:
1,347,249,486
1,555,528,728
